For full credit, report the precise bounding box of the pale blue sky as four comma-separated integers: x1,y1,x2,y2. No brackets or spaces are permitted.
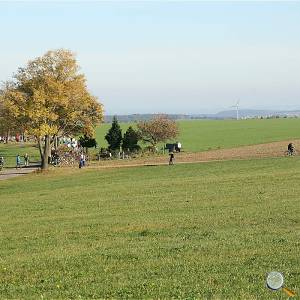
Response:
1,1,300,114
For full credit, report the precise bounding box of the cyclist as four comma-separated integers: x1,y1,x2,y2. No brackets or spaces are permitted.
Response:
287,143,295,156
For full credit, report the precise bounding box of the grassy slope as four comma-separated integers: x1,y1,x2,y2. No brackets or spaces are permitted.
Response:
96,118,300,152
0,158,299,299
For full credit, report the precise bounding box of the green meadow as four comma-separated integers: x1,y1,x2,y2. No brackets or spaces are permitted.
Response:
0,157,299,299
96,118,300,152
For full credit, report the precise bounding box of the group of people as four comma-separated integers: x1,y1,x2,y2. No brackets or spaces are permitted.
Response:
0,154,30,170
16,153,30,168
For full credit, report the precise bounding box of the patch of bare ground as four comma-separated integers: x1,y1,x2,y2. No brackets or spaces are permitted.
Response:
0,166,39,181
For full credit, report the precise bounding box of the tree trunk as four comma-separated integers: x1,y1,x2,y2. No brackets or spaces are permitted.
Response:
54,136,59,150
37,137,43,159
41,135,50,170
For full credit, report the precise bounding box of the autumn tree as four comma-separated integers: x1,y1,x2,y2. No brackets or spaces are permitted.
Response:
105,116,122,152
0,49,103,169
137,115,179,150
0,85,21,142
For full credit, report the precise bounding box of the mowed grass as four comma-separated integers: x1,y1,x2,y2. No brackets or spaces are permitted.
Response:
0,158,299,299
96,118,300,152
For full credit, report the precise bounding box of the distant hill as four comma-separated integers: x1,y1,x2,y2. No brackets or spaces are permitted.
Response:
104,114,206,123
215,109,300,119
104,110,300,123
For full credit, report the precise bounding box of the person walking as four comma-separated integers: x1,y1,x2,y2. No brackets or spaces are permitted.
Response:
16,154,21,169
24,153,29,167
169,151,175,165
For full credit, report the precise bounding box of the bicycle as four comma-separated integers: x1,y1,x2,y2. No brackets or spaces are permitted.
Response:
285,149,297,156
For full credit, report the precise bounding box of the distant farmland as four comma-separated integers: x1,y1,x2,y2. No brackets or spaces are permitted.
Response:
95,118,300,152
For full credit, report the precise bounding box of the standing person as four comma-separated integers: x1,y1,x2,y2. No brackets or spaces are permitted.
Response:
177,141,182,152
79,153,84,168
82,153,86,167
54,152,59,166
16,154,21,169
24,153,29,167
169,151,175,165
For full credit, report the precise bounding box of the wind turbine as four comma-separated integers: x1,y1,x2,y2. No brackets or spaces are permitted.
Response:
231,100,240,120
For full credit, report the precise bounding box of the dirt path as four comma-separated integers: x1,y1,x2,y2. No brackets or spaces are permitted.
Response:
90,139,300,169
0,166,39,181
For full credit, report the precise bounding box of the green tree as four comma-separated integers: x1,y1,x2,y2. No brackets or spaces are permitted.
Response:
105,116,122,151
0,49,103,169
79,134,97,153
122,126,140,152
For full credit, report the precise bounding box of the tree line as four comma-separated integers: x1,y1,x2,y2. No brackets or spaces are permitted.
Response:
104,115,179,154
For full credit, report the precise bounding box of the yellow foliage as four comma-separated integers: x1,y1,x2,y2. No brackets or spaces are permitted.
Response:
0,49,103,139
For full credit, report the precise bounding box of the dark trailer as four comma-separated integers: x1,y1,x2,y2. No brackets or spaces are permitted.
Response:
165,142,182,153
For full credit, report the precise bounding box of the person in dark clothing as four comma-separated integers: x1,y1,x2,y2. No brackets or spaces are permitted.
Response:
169,152,175,165
24,153,29,167
288,143,294,156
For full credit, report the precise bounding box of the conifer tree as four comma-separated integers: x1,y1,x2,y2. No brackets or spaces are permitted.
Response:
122,126,140,152
105,116,122,151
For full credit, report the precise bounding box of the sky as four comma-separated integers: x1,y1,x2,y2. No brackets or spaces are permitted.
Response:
0,1,300,115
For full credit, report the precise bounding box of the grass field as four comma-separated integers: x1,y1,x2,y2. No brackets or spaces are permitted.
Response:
96,118,300,152
0,157,299,299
